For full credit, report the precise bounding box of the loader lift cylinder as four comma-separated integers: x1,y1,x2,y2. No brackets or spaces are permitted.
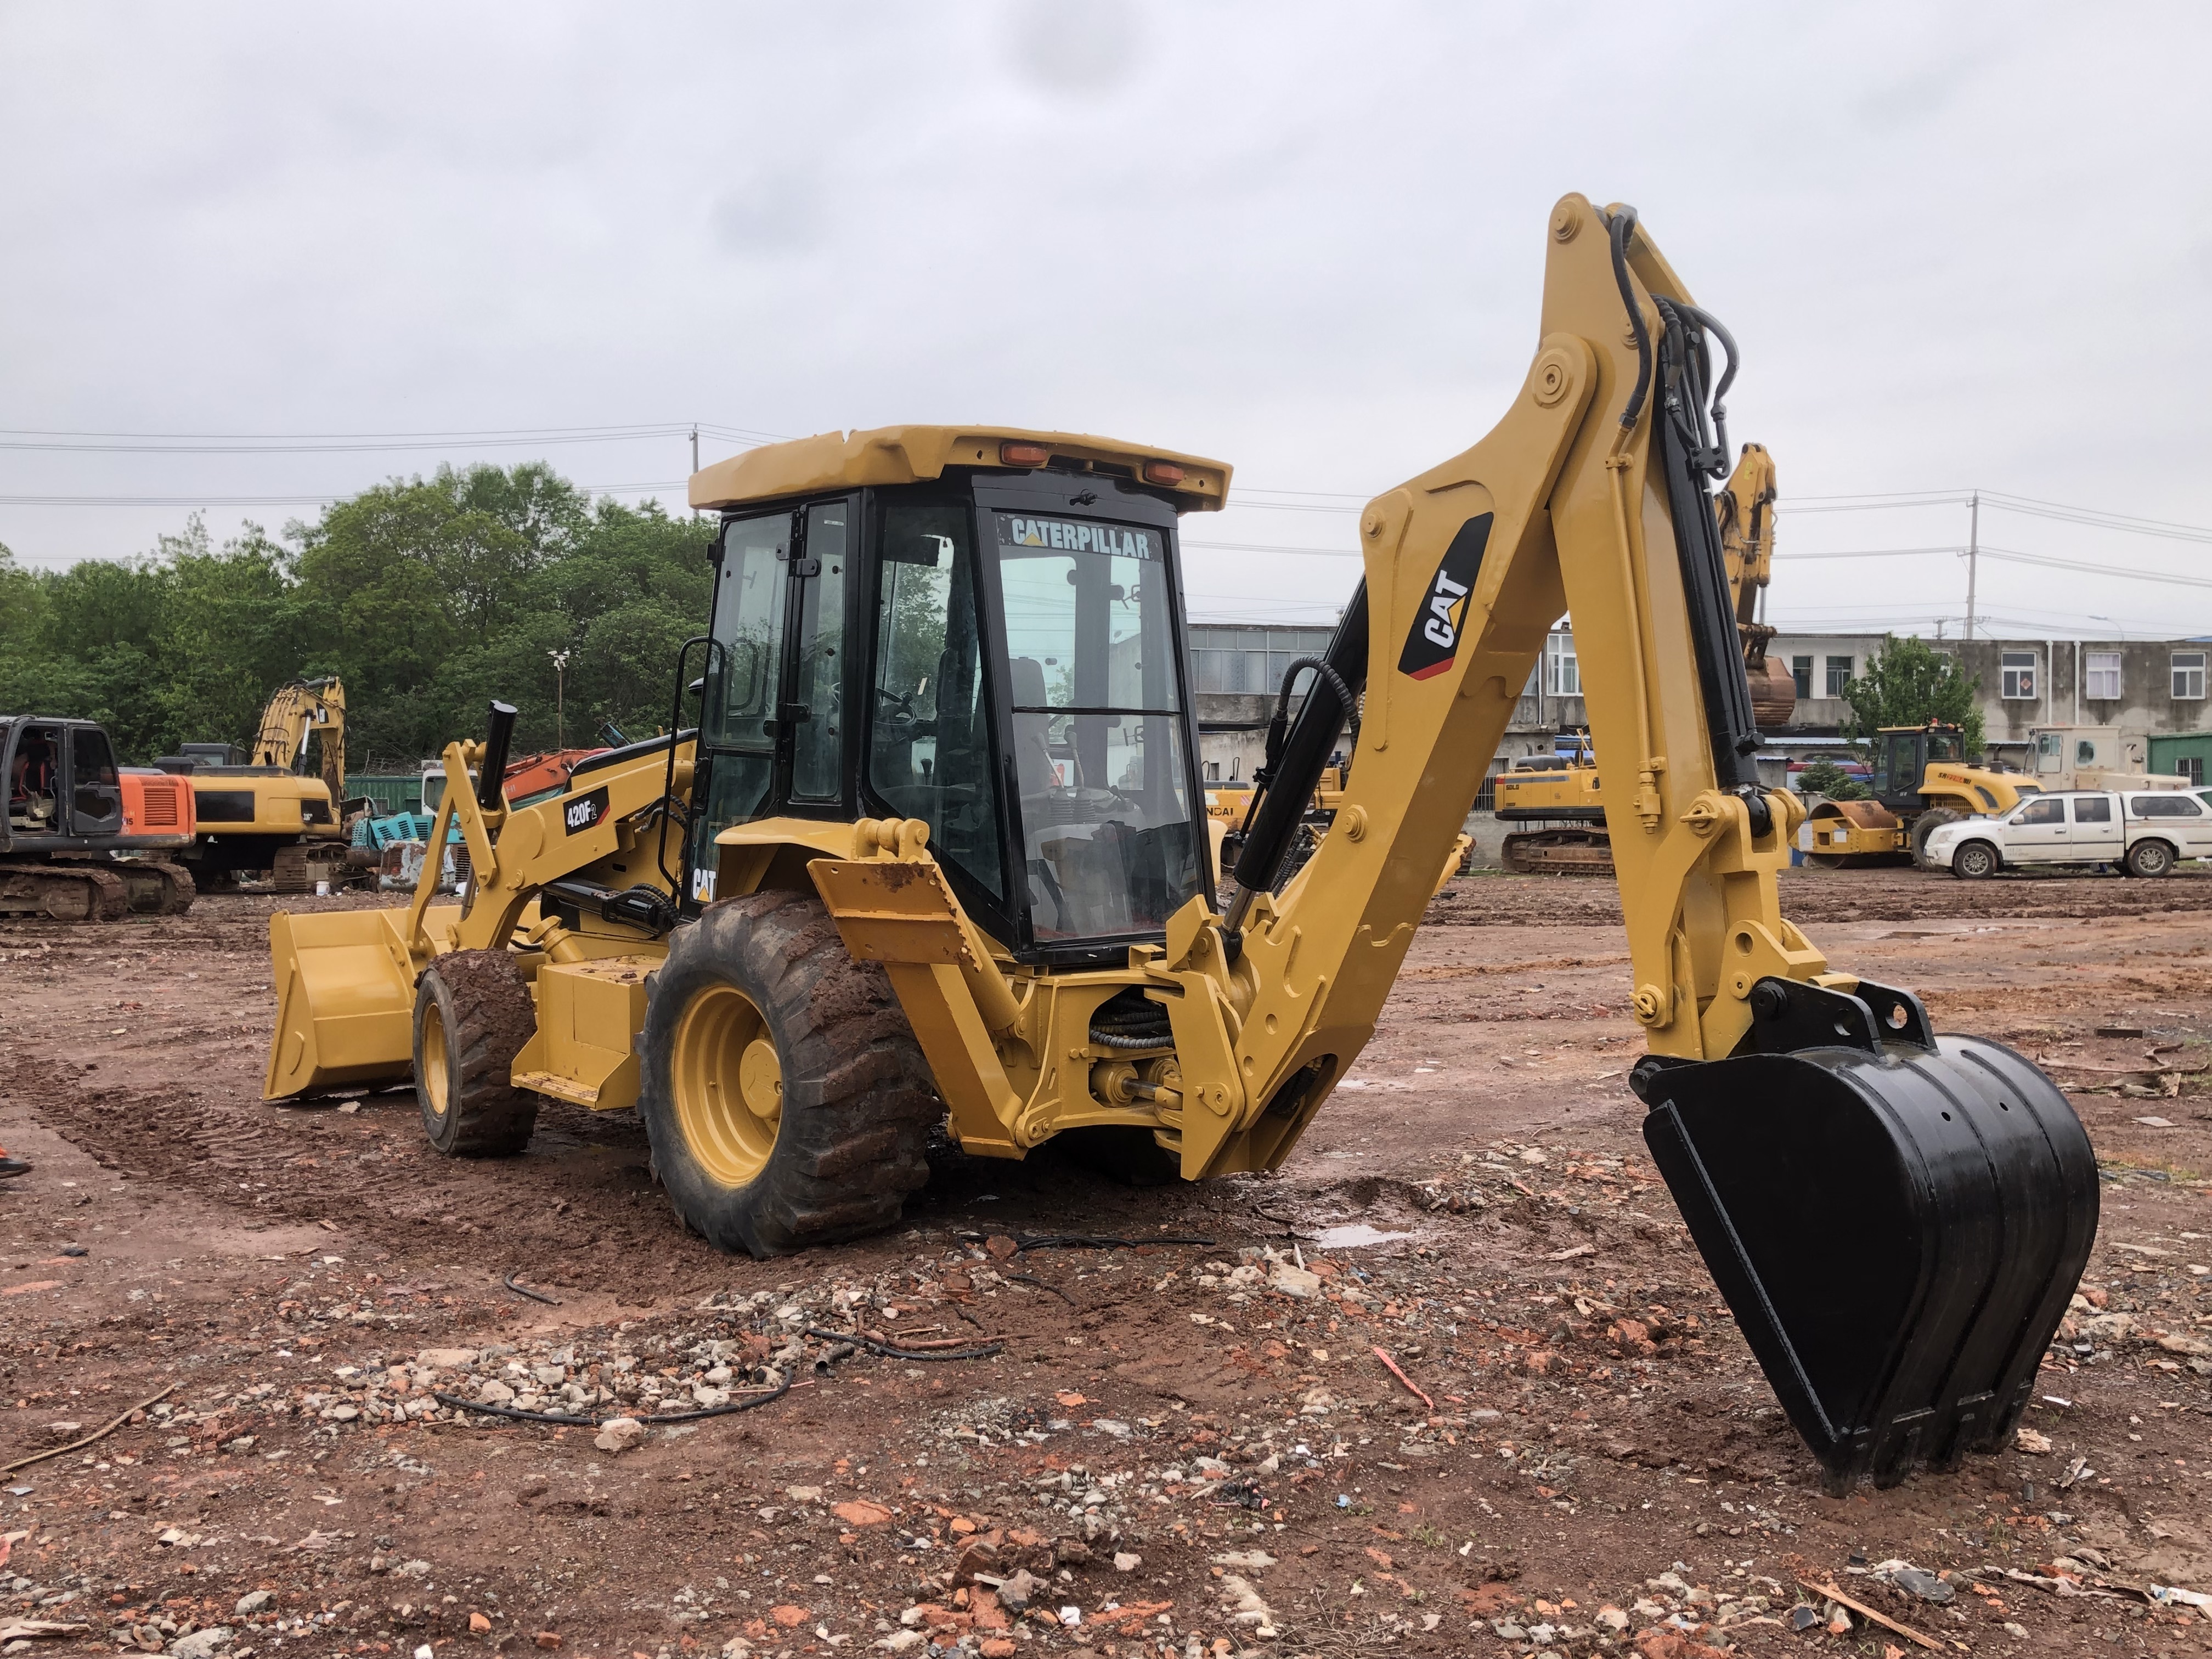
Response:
478,702,518,812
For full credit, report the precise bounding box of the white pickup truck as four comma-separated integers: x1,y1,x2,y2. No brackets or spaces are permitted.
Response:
1921,788,2212,878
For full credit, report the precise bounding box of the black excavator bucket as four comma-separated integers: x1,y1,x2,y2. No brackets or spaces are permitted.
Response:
1634,977,2097,1491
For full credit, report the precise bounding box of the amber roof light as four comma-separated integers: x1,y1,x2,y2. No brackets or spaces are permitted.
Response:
1143,461,1185,486
1000,442,1049,467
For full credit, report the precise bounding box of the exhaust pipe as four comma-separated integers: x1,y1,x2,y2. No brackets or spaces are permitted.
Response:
478,701,518,812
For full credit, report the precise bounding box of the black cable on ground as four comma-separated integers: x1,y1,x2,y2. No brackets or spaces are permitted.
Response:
503,1271,560,1306
433,1374,793,1427
1003,1272,1075,1305
803,1326,1003,1362
1012,1233,1217,1252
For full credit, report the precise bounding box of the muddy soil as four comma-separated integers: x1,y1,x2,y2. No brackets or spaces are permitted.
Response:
1,871,2208,1659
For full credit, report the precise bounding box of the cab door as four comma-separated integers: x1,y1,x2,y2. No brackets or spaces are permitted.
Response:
2001,795,2069,861
687,511,793,902
2066,793,2123,862
684,498,856,906
67,726,124,836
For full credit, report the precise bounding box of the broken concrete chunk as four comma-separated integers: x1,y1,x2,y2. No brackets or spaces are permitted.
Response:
592,1418,644,1454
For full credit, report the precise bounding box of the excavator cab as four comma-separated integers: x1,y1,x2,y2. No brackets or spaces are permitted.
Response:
684,459,1210,961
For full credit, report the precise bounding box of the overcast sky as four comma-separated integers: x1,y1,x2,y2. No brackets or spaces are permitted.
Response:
4,2,2209,637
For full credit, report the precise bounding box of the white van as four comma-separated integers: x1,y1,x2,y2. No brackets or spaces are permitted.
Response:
1922,789,2212,878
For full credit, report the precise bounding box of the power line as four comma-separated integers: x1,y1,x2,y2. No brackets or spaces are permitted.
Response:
0,479,692,509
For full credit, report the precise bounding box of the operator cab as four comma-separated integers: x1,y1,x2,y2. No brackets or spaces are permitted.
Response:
1,717,123,843
684,426,1231,965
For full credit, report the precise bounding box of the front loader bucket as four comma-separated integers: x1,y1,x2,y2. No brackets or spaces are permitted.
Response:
1638,1006,2096,1491
264,908,421,1099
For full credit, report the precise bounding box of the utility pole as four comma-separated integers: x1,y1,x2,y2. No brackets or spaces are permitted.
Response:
691,426,699,475
1965,490,1979,640
549,649,570,749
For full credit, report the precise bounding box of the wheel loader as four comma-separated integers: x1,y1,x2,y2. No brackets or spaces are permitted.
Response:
264,195,2096,1491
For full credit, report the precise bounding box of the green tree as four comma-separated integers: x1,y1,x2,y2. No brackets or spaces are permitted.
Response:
1839,634,1985,757
3,466,718,768
1794,758,1869,800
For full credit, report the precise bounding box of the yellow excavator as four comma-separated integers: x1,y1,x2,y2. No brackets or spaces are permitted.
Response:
263,196,2094,1492
1494,442,1787,872
163,676,354,891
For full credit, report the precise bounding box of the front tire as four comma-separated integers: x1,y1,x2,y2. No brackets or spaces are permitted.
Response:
2126,838,2176,878
414,951,538,1155
637,892,938,1258
1911,808,1963,870
1951,840,1999,880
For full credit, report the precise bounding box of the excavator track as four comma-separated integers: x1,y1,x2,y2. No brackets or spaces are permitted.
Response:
0,861,130,922
1500,827,1615,874
41,855,196,915
271,842,353,895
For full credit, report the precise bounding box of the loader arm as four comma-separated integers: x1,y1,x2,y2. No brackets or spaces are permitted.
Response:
263,722,695,1101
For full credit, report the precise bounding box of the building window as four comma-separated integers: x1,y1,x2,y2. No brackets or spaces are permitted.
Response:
1791,655,1812,699
1546,631,1580,697
2085,651,2121,701
2001,650,2038,699
2174,651,2207,701
1824,656,1853,698
2180,756,2205,786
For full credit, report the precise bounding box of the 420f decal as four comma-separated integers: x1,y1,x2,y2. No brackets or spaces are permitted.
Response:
1396,512,1493,681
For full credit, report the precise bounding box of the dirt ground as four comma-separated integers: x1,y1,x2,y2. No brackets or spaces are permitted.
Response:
1,867,2208,1659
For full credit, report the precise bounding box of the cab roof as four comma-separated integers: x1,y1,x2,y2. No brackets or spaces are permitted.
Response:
687,425,1231,514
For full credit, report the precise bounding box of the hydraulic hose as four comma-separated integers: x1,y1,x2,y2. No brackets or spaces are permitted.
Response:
1223,585,1369,935
1607,207,1653,435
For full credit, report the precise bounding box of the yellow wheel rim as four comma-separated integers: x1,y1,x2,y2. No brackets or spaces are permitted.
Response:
421,998,451,1120
670,981,781,1187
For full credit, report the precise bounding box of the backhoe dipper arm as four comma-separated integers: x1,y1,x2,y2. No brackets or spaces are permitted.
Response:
1202,195,2095,1493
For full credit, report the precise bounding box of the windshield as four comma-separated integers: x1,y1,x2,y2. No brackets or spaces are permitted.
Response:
992,511,1202,941
1926,730,1963,764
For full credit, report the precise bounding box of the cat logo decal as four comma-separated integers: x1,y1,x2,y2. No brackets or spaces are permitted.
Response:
1396,512,1493,681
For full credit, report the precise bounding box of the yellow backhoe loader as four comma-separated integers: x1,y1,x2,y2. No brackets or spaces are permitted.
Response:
264,196,2095,1491
163,676,354,891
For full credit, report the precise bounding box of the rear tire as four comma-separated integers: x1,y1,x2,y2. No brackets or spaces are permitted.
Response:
1910,808,1963,870
2126,838,2175,878
1951,840,1999,880
414,950,538,1155
637,892,939,1259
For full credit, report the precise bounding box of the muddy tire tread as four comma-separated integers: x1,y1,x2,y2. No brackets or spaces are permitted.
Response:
637,891,938,1258
416,950,539,1156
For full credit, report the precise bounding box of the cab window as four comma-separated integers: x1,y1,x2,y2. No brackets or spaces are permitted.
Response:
866,498,1002,899
1925,730,1963,764
992,510,1202,941
2070,795,2112,824
2012,798,2064,826
2130,794,2203,819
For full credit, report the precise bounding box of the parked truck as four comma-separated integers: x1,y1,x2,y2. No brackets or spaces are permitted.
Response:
1923,787,2212,879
